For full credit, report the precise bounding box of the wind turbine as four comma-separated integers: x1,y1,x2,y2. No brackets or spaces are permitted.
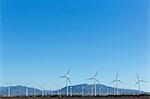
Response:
25,83,29,97
49,88,52,96
99,86,102,96
59,87,62,97
106,87,109,96
56,84,62,97
135,73,146,95
110,72,123,95
87,71,100,96
70,86,72,96
33,88,36,97
60,67,71,96
81,86,84,96
40,85,45,97
91,87,93,96
56,85,60,96
7,83,12,97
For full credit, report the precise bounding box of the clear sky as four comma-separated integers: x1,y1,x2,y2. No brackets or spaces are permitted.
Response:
0,0,149,91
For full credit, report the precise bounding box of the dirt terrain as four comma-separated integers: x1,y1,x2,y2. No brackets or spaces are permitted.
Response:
0,96,149,99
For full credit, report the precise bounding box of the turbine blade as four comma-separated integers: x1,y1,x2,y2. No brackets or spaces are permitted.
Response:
118,80,123,84
59,76,66,78
66,67,71,75
116,72,119,79
87,78,94,80
135,81,139,86
140,80,146,83
67,77,71,83
136,73,139,80
94,71,98,77
95,79,100,84
110,79,117,83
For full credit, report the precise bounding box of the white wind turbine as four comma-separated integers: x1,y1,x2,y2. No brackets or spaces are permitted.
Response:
57,84,62,97
7,83,13,97
33,88,36,97
70,86,72,96
49,88,52,96
81,86,84,96
110,72,123,95
87,71,100,96
59,87,62,97
99,85,102,96
60,67,71,96
25,83,29,97
91,87,93,96
56,85,60,96
41,86,45,97
135,73,146,95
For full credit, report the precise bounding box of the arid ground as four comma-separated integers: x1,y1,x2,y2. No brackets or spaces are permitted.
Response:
0,96,150,99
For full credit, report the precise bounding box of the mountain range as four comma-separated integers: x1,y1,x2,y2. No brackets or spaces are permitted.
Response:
0,84,146,96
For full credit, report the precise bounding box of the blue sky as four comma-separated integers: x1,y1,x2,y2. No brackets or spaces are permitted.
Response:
1,0,149,91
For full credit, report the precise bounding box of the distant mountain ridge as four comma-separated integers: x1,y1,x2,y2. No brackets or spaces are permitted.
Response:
0,84,146,96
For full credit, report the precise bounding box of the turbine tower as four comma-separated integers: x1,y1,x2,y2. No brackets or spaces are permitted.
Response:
50,88,52,96
88,71,100,96
41,86,45,96
25,83,29,97
56,85,60,96
91,87,93,96
99,86,102,96
135,73,146,95
70,86,72,96
59,88,62,97
81,86,84,96
60,67,71,96
106,87,109,96
34,88,36,97
110,72,123,95
7,83,13,97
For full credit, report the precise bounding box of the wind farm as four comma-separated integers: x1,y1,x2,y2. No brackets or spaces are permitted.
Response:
0,68,149,99
1,0,149,99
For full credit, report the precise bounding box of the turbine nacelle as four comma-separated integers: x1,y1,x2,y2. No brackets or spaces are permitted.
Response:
66,75,70,78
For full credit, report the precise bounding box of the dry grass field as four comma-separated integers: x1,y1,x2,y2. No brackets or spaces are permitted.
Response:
0,96,150,99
